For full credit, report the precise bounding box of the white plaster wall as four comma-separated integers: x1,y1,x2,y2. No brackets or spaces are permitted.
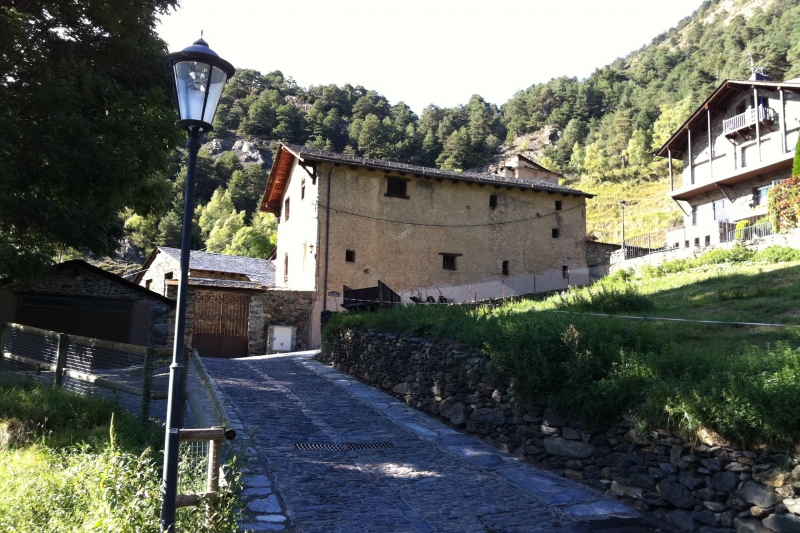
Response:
274,160,320,291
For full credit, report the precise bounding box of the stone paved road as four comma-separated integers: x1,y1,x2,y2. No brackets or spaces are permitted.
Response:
203,352,666,533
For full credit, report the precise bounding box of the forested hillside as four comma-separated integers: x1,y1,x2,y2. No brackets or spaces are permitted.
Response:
122,0,800,259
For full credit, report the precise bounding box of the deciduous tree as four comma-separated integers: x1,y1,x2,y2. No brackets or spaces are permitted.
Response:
0,0,181,278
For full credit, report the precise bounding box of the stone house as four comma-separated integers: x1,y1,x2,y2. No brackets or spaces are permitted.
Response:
135,247,313,357
0,260,173,347
656,75,800,250
260,143,595,347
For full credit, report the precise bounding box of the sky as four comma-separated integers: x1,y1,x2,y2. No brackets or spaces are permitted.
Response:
156,0,704,115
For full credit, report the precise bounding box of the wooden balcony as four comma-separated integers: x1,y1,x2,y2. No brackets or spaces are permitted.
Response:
723,106,775,138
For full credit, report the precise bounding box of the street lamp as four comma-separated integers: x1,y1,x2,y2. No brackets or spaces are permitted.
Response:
161,36,234,533
620,199,627,259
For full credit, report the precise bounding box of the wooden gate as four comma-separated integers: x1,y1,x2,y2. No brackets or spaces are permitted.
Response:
191,290,250,358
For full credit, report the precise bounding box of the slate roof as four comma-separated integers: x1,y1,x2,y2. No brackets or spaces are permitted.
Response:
135,247,275,288
262,143,593,216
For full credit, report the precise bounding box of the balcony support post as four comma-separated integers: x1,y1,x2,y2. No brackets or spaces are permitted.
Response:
707,109,713,182
754,87,762,164
668,149,673,191
688,129,694,185
780,88,787,154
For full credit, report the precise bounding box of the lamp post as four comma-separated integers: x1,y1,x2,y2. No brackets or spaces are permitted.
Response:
620,199,627,259
161,36,234,533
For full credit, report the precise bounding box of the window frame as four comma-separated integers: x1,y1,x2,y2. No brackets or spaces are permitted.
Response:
439,252,461,271
385,176,410,199
345,249,356,263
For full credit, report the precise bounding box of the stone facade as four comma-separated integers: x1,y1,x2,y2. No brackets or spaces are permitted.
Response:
249,289,315,354
264,144,595,347
321,329,800,533
171,286,315,357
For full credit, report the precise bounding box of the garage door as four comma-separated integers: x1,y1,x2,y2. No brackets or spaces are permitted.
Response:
191,290,250,358
15,294,132,343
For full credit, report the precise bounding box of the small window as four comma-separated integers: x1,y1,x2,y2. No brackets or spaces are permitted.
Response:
691,206,697,226
489,194,498,209
694,238,700,247
385,177,408,198
145,279,152,290
502,260,509,275
440,253,460,271
301,179,306,200
555,200,562,211
753,185,771,206
552,228,560,238
284,253,289,284
164,272,173,280
284,198,290,222
562,266,569,279
705,235,711,246
685,240,690,248
345,249,356,262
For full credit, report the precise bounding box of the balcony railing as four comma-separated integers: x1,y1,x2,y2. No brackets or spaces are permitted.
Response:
723,106,775,136
620,220,775,260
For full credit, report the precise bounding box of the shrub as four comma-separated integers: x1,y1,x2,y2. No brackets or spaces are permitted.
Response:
768,176,800,232
755,246,800,263
734,219,752,241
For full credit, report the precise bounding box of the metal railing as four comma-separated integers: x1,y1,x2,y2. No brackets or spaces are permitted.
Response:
622,226,682,259
0,322,170,422
620,220,777,261
728,220,774,242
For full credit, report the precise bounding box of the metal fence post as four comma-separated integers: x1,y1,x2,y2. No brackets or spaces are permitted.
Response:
141,347,154,423
54,333,68,387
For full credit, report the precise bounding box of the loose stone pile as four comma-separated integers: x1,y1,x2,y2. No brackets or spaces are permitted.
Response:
321,329,800,533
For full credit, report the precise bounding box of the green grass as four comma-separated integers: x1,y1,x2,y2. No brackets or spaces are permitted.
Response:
324,246,800,448
0,374,241,532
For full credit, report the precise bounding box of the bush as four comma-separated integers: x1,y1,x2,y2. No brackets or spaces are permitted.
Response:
768,176,800,232
734,219,751,241
755,246,800,263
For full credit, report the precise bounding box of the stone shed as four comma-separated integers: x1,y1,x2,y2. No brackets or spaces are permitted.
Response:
135,247,314,357
0,260,173,347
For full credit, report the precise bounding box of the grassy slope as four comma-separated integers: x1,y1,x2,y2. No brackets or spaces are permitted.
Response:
0,376,240,532
568,172,684,244
325,248,800,447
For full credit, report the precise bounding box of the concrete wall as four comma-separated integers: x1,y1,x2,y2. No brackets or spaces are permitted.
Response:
611,227,800,272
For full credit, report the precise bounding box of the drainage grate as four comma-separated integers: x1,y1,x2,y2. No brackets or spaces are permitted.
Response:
292,442,396,451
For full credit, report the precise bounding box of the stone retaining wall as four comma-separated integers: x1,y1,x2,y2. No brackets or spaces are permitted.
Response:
320,329,800,533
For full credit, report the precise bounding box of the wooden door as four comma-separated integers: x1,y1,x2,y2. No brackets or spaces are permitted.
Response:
191,290,250,358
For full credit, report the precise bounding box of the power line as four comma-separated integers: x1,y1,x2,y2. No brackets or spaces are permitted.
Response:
315,202,583,228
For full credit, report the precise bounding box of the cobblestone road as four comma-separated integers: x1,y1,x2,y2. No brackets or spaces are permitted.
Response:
203,352,665,533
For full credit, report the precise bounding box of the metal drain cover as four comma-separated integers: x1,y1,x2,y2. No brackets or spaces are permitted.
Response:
292,441,395,451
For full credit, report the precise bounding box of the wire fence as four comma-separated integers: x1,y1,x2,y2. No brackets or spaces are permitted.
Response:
1,322,235,516
0,322,170,422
